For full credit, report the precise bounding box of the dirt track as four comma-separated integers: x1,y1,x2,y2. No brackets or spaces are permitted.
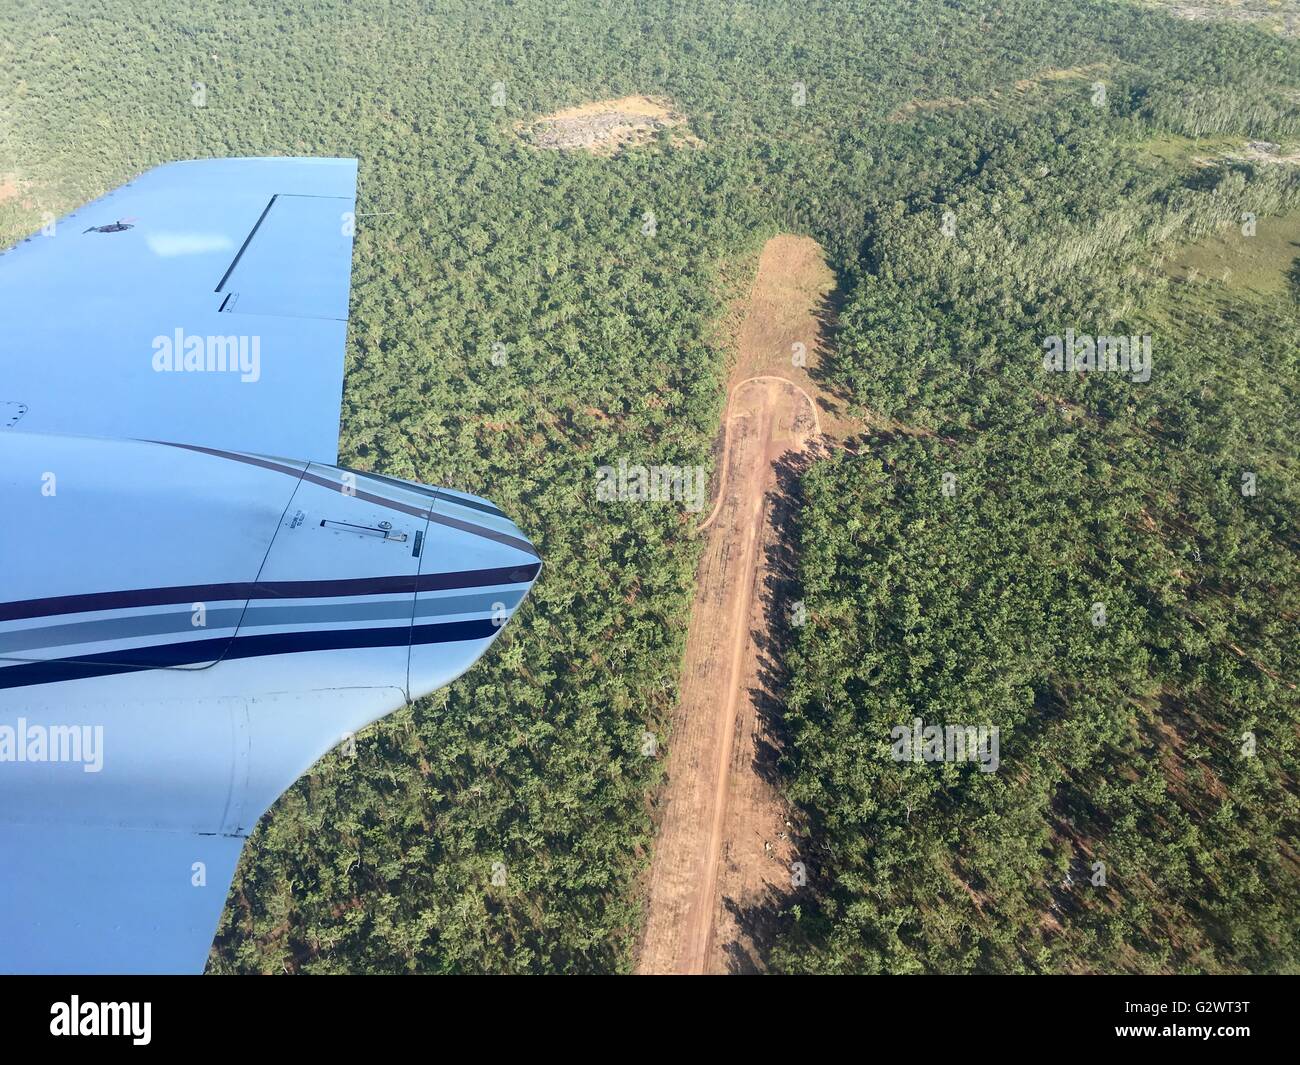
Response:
636,234,838,974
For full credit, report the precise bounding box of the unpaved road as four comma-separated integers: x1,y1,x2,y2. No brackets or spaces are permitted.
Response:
637,235,837,974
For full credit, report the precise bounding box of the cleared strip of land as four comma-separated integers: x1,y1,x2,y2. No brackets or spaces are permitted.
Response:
636,234,839,974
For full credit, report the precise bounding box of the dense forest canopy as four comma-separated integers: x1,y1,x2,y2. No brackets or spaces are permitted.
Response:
2,0,1296,972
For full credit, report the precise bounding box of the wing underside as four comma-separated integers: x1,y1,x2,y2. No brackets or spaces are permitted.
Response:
0,157,358,462
1,823,244,975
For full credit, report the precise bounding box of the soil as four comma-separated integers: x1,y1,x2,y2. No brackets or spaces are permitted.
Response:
520,95,698,155
636,234,851,974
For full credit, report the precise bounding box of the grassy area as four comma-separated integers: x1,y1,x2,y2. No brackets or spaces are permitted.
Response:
1162,205,1300,295
1135,132,1243,166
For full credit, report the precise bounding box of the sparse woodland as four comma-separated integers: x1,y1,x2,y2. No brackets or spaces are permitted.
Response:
2,0,1297,972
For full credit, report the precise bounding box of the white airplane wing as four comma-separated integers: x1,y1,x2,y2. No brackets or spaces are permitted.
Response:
0,161,541,974
0,157,358,462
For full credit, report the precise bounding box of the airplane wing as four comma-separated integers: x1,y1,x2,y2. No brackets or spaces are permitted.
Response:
0,157,358,462
0,161,542,974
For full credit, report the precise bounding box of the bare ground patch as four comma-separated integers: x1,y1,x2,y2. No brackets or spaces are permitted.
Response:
1143,0,1300,38
1225,140,1300,165
635,235,846,974
519,95,700,155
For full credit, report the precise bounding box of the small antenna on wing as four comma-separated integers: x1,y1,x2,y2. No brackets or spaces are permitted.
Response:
83,216,138,234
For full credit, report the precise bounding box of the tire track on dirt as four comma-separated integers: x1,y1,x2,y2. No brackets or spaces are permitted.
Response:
636,235,839,975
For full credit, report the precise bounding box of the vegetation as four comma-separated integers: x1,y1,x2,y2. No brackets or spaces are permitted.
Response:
778,90,1300,974
2,0,1297,972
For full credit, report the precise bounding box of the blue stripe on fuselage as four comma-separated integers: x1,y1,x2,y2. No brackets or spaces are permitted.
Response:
0,618,501,690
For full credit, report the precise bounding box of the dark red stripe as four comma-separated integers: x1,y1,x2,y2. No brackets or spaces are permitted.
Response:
0,564,540,624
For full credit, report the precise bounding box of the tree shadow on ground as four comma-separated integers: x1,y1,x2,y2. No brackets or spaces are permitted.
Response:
724,444,825,971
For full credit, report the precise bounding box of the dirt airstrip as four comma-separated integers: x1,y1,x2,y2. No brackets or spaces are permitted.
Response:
636,234,851,974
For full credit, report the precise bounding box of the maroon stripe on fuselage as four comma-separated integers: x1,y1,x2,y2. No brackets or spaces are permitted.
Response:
0,564,541,624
